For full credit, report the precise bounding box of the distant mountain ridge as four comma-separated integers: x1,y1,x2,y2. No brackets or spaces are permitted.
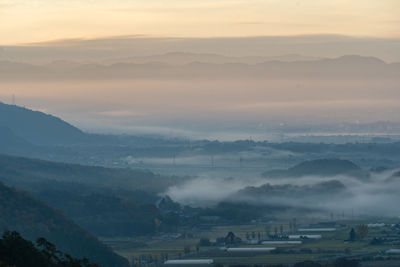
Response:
0,102,86,145
1,54,398,81
102,52,321,65
2,35,399,63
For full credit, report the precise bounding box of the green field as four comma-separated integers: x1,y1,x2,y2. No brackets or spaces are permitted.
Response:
102,219,400,266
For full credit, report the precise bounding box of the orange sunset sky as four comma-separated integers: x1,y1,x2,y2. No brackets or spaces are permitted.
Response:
1,0,399,45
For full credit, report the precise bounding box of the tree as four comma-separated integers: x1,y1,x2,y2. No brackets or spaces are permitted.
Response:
265,225,271,236
0,231,91,267
36,237,61,264
356,224,369,240
0,231,48,267
334,258,360,267
184,245,191,255
293,260,322,267
349,228,356,241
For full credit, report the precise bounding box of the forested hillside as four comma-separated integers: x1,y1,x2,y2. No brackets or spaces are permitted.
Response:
0,182,129,267
0,102,85,145
0,154,185,236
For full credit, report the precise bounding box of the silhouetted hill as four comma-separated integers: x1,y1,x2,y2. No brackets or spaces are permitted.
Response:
263,159,369,179
0,102,86,145
0,182,129,267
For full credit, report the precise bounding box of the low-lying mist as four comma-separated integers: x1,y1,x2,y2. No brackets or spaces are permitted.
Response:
165,168,400,217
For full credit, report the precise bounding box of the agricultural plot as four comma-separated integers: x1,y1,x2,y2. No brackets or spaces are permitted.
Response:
105,219,400,266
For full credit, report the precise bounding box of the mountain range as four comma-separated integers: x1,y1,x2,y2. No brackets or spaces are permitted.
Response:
102,52,321,65
0,54,398,81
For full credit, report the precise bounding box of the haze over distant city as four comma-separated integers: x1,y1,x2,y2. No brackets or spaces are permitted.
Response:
1,0,400,140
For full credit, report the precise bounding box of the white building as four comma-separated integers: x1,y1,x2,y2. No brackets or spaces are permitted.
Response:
226,247,276,252
289,235,321,239
164,259,213,265
298,228,335,232
261,241,302,244
386,249,400,254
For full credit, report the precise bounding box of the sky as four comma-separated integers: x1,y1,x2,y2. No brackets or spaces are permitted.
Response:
1,0,400,45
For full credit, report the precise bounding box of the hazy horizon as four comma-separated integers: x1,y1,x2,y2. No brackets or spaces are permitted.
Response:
1,2,400,140
1,48,399,140
2,34,400,63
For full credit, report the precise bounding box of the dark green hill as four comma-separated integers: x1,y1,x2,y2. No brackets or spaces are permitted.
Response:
0,102,86,145
237,179,348,198
263,158,369,179
0,153,177,193
0,154,182,237
288,159,361,176
0,182,129,267
0,126,35,155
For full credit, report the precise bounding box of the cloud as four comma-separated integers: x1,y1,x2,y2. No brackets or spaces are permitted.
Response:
0,0,16,9
96,110,145,117
165,176,265,207
233,21,264,25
